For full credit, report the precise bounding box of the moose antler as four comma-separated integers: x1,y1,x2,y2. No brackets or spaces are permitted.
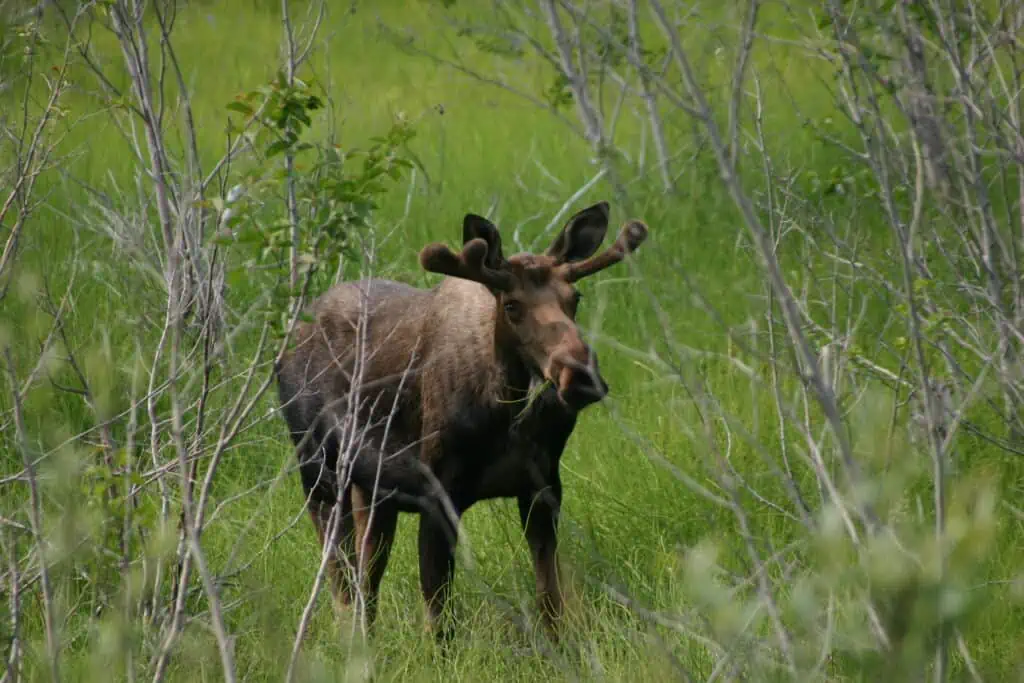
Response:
559,220,649,282
420,238,516,292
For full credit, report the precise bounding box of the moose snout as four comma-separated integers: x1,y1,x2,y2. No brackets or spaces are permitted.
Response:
550,347,609,411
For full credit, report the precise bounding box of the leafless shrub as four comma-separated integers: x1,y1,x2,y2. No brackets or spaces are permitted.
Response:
387,0,1023,679
0,0,418,680
3,0,1022,679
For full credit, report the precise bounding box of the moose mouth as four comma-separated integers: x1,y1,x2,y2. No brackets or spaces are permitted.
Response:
552,357,610,411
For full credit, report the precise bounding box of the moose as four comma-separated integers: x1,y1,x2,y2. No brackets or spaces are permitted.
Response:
273,200,648,640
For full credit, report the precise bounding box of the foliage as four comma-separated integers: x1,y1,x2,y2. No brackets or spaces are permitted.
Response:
1,0,1022,681
212,68,415,333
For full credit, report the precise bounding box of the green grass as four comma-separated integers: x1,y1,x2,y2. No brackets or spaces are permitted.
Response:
3,0,1024,681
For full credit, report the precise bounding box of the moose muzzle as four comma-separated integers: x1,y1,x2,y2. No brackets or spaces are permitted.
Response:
549,345,609,411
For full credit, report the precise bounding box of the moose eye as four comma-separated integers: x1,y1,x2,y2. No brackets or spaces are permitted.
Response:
503,299,524,323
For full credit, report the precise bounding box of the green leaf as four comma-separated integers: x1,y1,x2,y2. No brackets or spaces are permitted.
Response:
266,139,291,158
226,101,254,115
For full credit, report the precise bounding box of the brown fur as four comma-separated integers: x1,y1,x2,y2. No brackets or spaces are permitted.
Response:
274,201,648,640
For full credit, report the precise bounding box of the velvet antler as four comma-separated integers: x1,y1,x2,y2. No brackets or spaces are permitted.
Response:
558,220,649,283
419,238,516,292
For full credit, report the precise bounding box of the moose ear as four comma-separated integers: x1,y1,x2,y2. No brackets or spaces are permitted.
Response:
462,214,504,269
545,201,610,264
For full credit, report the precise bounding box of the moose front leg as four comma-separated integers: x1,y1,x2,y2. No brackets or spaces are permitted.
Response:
518,476,564,637
417,503,460,641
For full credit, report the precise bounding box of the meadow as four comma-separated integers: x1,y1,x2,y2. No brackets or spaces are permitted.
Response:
2,0,1022,681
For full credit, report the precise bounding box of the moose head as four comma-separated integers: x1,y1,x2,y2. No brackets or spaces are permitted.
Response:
418,201,648,411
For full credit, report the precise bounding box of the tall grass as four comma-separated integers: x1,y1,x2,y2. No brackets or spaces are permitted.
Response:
2,0,1022,681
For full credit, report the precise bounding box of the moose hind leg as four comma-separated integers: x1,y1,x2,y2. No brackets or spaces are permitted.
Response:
297,419,363,615
307,490,358,615
349,483,399,630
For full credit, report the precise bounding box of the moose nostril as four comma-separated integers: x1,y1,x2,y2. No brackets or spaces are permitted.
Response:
579,368,608,397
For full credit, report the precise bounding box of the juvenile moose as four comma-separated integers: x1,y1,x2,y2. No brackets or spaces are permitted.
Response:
274,201,648,639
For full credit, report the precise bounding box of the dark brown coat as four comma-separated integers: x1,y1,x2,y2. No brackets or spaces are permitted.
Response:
274,201,648,638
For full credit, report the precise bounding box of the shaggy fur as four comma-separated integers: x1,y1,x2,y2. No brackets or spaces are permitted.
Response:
273,201,648,638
